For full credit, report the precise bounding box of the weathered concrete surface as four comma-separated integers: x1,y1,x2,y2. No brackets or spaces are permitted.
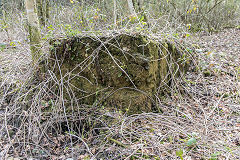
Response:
49,34,189,114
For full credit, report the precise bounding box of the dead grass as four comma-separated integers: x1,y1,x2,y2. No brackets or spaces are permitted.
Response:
0,5,240,160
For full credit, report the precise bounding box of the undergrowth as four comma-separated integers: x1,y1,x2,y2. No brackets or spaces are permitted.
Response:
0,0,240,159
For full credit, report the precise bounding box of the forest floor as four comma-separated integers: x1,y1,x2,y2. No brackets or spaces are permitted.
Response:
0,28,240,159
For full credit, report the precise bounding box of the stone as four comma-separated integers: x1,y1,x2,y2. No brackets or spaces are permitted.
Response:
48,34,190,114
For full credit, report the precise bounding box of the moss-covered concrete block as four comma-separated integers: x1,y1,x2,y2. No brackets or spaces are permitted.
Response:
49,34,189,114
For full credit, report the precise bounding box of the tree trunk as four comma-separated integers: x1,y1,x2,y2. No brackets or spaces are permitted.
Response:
127,0,148,25
138,0,144,13
19,1,25,11
36,0,45,26
45,0,50,20
0,0,2,16
137,0,148,24
132,0,138,12
25,0,43,65
113,0,117,28
127,0,136,16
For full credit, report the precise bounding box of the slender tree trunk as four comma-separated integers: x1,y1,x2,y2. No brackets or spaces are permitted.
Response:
25,0,43,65
137,0,148,24
45,0,50,20
127,0,136,16
0,0,2,16
132,0,144,15
113,0,117,28
132,0,138,12
19,1,25,11
36,0,45,26
35,0,50,26
127,0,148,25
138,0,144,12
